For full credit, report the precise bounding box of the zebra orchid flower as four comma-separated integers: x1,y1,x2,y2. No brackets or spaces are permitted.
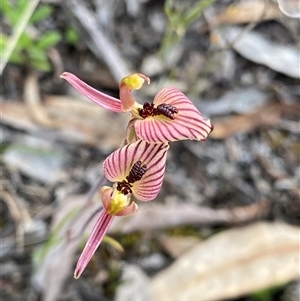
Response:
74,140,169,279
61,72,213,144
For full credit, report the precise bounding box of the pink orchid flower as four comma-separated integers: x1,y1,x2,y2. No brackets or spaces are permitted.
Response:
61,72,213,144
74,140,169,279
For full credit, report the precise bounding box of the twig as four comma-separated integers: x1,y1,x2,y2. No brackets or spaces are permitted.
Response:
277,120,300,133
0,188,33,251
62,0,131,82
223,0,269,50
203,0,269,51
24,72,60,128
0,0,40,75
43,174,107,267
110,199,270,233
62,173,107,239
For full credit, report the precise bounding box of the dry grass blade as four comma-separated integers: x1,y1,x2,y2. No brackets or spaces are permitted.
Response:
0,0,40,75
1,94,128,149
210,104,283,139
33,195,101,301
62,0,131,82
1,188,32,251
24,72,61,128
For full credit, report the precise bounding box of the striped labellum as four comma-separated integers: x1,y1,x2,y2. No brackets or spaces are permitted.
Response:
134,87,213,143
103,140,169,201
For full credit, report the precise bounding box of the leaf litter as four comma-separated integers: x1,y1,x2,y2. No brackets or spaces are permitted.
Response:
150,222,300,301
1,1,300,301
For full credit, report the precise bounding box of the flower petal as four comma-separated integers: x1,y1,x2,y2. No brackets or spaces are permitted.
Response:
100,186,138,216
115,201,138,216
119,73,150,112
103,140,169,201
61,72,122,113
74,209,114,279
100,186,114,211
121,73,150,90
134,87,213,143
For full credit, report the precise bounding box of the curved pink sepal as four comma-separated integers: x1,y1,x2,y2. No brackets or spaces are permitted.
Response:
134,87,213,143
103,140,169,201
74,209,114,279
61,72,122,113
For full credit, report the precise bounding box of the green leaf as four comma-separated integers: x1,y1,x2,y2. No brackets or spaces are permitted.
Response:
9,51,25,64
18,33,34,48
0,34,24,64
160,0,217,57
26,45,52,71
30,5,53,24
1,0,19,25
0,0,11,12
29,46,48,61
0,33,9,48
18,0,29,14
31,58,51,72
183,0,217,25
33,206,81,266
36,31,61,49
252,285,284,301
65,28,80,45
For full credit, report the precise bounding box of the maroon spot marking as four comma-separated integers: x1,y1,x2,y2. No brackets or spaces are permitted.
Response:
138,102,178,120
117,161,147,195
116,180,133,195
138,103,155,118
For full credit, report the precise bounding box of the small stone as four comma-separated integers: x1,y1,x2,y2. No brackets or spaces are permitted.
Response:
141,55,165,77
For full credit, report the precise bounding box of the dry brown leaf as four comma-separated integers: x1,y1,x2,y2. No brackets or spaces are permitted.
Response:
160,236,201,258
215,0,282,25
0,189,32,250
1,102,39,131
1,95,128,150
109,200,269,234
210,104,283,139
150,222,300,301
256,152,289,180
44,95,128,150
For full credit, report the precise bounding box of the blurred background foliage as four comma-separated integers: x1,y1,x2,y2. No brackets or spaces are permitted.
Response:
0,1,299,301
